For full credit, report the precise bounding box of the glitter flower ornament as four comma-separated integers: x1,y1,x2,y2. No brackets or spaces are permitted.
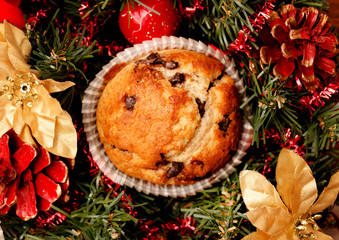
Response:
0,21,77,159
260,4,338,90
240,148,339,240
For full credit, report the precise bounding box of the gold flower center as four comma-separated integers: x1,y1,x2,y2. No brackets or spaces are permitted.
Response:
295,214,321,239
2,73,39,107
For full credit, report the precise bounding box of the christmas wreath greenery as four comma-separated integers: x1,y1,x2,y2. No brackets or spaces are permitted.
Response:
0,0,338,239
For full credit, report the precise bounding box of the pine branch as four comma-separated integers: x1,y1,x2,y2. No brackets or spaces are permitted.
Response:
28,20,99,83
1,173,140,240
181,171,249,239
303,103,339,157
191,0,257,51
241,65,302,147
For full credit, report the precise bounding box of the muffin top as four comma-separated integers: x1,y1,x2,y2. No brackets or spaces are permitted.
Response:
96,49,241,185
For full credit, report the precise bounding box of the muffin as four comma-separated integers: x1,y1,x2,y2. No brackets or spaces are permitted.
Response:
96,49,241,185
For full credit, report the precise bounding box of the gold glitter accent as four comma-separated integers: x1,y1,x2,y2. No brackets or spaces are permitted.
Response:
295,214,321,239
2,73,39,107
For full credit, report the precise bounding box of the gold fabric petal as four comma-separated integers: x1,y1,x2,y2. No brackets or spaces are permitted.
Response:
23,85,63,148
312,230,334,240
240,170,287,211
242,230,270,240
3,21,31,72
12,106,37,148
276,148,318,218
40,78,75,93
45,110,77,159
0,24,5,41
0,43,18,81
270,224,299,240
29,85,64,117
309,171,339,214
296,225,334,240
0,94,16,137
246,206,293,236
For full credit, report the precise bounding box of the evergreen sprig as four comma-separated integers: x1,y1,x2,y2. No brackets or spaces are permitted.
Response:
304,103,339,157
1,174,138,240
241,65,302,146
181,170,249,239
28,19,99,83
191,0,257,50
1,0,338,239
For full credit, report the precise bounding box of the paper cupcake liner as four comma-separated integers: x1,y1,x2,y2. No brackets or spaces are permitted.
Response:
82,36,253,198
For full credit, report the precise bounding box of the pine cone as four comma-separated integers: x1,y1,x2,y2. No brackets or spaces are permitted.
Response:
259,4,338,89
0,130,72,221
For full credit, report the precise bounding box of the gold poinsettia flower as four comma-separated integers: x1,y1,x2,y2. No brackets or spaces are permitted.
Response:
240,148,339,240
0,21,77,159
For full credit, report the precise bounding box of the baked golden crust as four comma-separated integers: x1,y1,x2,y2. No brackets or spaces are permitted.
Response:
96,49,241,185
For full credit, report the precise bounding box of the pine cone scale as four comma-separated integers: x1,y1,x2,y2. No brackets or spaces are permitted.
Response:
258,4,338,89
0,129,71,220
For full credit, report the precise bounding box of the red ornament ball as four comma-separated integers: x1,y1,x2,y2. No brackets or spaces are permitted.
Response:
0,0,25,29
119,0,181,44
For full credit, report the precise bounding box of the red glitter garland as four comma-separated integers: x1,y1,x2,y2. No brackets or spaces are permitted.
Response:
264,127,305,155
300,83,339,114
178,0,206,20
262,127,306,175
163,217,196,235
78,0,128,56
226,0,275,55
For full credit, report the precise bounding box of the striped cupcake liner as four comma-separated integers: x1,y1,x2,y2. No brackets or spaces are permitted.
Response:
82,36,253,198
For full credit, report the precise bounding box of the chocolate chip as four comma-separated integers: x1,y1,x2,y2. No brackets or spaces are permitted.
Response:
136,52,163,65
166,162,184,178
136,52,178,69
146,52,160,61
160,153,166,160
218,114,231,137
163,60,178,69
125,96,136,110
195,98,206,117
169,73,185,86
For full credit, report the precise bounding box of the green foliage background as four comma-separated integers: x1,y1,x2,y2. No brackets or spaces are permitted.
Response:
0,0,338,239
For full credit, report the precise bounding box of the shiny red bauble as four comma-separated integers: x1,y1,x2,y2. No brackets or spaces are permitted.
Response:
119,0,181,44
0,0,25,29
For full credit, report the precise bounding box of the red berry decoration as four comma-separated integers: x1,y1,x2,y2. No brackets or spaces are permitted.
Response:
0,130,73,221
119,0,181,44
0,0,25,29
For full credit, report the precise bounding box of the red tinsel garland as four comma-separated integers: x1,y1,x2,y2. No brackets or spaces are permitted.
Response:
178,0,206,20
261,127,305,175
78,0,128,56
300,83,339,114
226,0,276,55
163,217,196,235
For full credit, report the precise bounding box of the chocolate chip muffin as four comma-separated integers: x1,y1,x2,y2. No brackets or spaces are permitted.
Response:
96,49,241,185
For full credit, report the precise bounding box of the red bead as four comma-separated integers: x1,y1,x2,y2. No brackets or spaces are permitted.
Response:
119,0,181,44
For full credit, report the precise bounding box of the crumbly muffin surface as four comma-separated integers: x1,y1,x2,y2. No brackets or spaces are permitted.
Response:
96,49,241,185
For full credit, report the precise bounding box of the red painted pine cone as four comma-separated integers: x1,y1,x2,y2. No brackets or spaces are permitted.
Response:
0,130,73,221
258,4,338,90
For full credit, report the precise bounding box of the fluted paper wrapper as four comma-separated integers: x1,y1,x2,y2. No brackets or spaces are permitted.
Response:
82,36,253,198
